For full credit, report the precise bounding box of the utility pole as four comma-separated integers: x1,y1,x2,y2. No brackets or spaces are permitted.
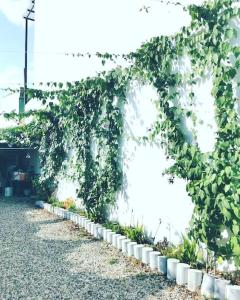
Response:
20,0,35,113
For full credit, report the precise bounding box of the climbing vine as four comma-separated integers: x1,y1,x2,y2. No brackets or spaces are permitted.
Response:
0,0,239,263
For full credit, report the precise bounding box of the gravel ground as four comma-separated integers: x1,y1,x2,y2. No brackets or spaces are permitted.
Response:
0,198,199,300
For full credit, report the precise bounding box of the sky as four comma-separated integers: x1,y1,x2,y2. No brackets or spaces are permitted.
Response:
0,0,34,90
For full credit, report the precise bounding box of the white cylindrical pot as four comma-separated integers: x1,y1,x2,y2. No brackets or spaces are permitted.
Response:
127,242,137,257
201,273,215,299
149,251,160,270
61,209,66,218
106,231,114,243
214,278,230,300
64,211,69,219
87,222,94,233
93,224,100,238
69,212,74,221
226,285,240,300
117,236,126,250
97,226,103,239
72,213,78,223
103,229,111,241
167,258,180,281
187,269,203,292
81,217,87,227
121,239,131,254
133,244,144,260
157,256,167,275
76,215,82,226
35,200,44,208
112,234,121,247
90,223,96,235
142,247,153,264
84,220,90,230
176,263,190,285
4,187,13,197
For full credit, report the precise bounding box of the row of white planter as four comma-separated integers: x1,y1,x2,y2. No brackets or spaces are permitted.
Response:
36,201,240,300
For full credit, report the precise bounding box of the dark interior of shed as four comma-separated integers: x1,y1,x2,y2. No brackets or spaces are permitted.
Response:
0,144,38,197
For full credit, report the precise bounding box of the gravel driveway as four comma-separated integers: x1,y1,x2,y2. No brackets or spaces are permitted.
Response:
0,198,197,300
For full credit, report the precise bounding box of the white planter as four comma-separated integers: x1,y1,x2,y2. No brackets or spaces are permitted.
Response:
4,187,13,197
87,222,94,233
121,239,131,254
58,208,63,218
90,223,96,235
127,242,137,257
84,220,90,230
214,278,230,300
69,212,74,221
176,263,190,285
149,251,160,270
63,210,68,219
70,213,77,223
201,273,215,299
187,269,203,292
117,236,126,250
35,200,44,208
133,244,144,260
80,217,86,227
57,208,62,217
56,207,60,216
226,285,240,300
112,234,121,247
93,224,101,239
97,226,103,239
142,247,153,264
103,229,111,241
76,215,82,225
167,258,180,281
157,256,167,275
44,203,51,212
106,231,114,243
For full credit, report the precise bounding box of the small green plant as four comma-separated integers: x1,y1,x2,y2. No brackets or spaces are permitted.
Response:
154,237,173,255
109,258,119,265
179,235,198,266
104,221,149,244
154,236,200,267
68,203,77,212
124,225,149,244
48,195,59,206
104,222,125,234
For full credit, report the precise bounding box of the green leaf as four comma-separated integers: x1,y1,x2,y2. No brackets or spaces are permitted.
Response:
225,28,237,40
224,185,230,193
212,183,217,194
232,224,239,235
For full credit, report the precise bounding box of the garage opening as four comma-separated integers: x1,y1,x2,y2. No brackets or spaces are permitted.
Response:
0,142,40,197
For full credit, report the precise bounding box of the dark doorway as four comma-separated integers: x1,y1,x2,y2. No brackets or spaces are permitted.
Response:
0,143,40,197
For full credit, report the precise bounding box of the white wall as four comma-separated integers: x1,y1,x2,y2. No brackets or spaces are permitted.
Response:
32,0,228,244
0,93,19,130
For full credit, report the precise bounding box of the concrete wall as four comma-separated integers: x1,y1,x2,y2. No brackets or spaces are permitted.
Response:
31,0,239,244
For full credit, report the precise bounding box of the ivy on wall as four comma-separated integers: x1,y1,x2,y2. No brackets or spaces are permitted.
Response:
0,0,239,264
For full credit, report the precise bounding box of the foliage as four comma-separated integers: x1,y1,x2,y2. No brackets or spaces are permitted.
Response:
154,236,200,267
104,221,149,244
1,0,240,264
